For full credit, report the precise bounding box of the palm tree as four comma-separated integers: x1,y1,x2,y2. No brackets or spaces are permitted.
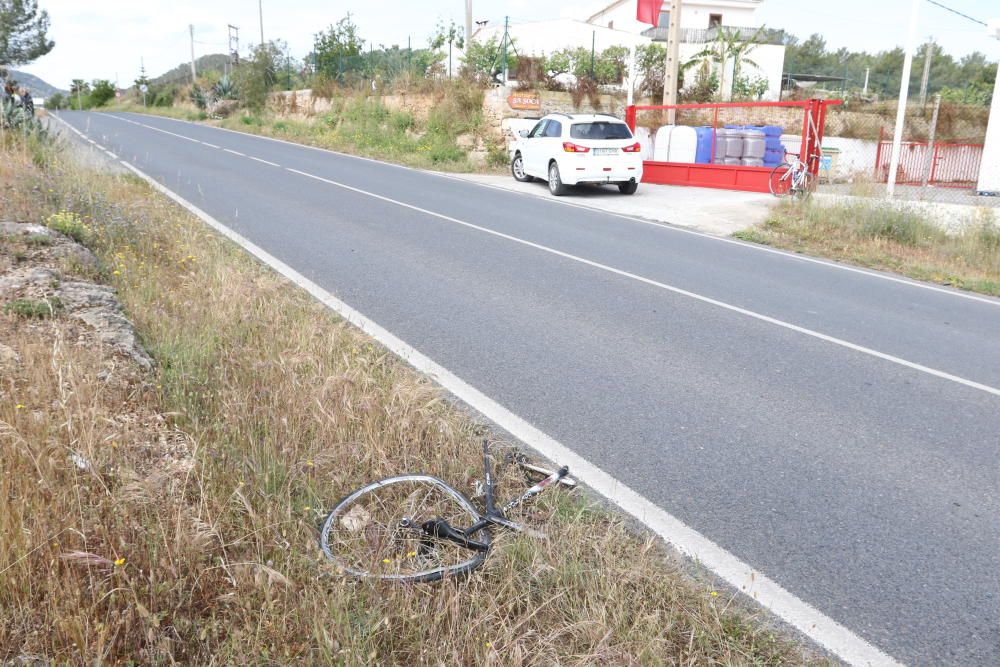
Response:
689,26,767,101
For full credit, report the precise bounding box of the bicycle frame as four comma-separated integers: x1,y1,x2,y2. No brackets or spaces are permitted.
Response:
418,440,569,553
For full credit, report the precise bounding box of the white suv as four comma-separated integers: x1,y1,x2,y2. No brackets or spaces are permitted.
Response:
509,113,643,196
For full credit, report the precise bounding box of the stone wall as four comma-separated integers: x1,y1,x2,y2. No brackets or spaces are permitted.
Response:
267,86,636,142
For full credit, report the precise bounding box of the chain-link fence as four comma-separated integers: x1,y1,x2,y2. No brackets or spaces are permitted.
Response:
810,98,992,205
313,46,440,89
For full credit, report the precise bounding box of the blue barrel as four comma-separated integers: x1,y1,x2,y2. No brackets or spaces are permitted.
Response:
694,127,714,164
764,147,784,166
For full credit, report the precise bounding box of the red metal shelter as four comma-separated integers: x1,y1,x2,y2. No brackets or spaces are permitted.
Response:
624,99,843,193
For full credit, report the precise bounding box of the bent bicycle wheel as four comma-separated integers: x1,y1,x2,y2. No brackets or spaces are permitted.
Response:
768,162,794,197
319,475,491,583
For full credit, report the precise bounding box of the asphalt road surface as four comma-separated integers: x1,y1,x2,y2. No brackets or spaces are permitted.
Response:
58,111,1000,665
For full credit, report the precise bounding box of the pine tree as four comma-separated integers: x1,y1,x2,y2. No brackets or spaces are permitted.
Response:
0,0,55,66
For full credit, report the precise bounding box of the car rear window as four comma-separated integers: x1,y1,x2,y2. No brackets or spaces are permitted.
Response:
570,121,633,140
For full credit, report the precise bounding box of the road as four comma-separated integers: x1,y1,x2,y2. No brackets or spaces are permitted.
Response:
58,111,1000,665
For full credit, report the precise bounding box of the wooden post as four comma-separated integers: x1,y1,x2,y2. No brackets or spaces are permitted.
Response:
661,0,682,124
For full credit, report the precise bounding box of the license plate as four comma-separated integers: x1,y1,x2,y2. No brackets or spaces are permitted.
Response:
594,148,618,155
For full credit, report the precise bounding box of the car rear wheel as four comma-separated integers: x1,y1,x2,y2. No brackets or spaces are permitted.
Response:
511,153,533,182
548,162,567,196
618,180,638,195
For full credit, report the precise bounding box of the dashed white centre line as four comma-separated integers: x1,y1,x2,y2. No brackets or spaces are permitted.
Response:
201,141,220,149
247,155,280,167
224,148,245,157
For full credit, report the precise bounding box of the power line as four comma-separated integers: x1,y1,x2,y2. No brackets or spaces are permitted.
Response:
924,0,987,27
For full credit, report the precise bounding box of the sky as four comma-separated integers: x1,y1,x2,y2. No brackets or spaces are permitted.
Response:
17,0,1000,90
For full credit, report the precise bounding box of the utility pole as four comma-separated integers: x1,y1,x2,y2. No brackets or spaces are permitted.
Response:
662,0,682,123
626,46,637,105
590,31,596,79
918,38,934,106
863,67,870,95
465,0,473,48
189,24,198,83
501,16,510,85
921,93,941,187
228,25,240,68
258,0,265,46
887,0,921,197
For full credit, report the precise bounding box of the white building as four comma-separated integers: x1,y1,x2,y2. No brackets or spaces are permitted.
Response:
473,0,786,101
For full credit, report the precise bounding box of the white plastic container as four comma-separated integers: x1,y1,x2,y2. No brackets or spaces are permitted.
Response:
667,125,697,163
635,126,654,161
652,125,674,162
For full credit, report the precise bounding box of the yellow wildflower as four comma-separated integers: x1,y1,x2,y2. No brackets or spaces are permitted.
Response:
114,557,126,566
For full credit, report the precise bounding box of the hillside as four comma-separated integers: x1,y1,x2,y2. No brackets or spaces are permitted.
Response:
152,53,230,85
6,70,66,98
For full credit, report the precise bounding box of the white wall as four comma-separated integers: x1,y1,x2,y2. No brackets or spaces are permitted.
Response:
587,0,763,33
474,9,785,101
679,43,784,101
475,19,648,57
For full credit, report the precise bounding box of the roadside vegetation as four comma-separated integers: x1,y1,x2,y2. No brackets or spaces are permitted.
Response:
734,199,1000,296
0,115,827,664
110,79,507,172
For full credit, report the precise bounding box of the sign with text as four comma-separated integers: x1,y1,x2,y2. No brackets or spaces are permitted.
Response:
507,93,541,111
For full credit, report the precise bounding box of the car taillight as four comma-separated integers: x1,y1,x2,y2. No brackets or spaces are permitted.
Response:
562,142,590,153
622,142,642,153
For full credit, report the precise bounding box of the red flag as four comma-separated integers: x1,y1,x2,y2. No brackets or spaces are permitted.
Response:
636,0,665,26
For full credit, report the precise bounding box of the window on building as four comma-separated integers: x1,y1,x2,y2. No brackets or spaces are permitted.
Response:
657,11,670,28
709,13,723,28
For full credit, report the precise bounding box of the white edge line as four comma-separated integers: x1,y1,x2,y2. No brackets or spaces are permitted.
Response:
101,110,999,308
61,112,901,666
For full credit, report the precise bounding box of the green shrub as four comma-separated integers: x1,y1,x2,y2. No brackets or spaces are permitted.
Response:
390,111,414,132
854,205,943,247
25,234,54,246
45,211,89,243
4,297,62,319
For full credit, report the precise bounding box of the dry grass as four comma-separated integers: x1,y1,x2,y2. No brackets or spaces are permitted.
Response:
735,199,1000,297
0,138,825,663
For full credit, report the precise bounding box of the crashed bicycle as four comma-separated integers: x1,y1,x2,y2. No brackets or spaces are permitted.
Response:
319,440,575,583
